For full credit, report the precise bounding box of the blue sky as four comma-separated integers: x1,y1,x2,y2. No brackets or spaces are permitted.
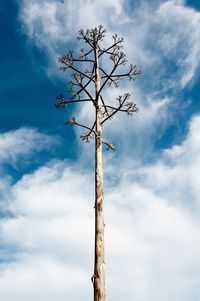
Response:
0,0,200,301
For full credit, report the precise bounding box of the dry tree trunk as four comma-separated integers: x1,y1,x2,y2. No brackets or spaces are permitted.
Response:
93,44,106,301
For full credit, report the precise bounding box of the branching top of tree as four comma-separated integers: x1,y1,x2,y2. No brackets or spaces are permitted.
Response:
56,25,141,149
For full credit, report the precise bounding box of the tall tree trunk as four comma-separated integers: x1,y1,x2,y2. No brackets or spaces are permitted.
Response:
93,44,105,301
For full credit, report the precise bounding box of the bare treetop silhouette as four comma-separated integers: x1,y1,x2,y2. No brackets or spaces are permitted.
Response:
56,25,140,150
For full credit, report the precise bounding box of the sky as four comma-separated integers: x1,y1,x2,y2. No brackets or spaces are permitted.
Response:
0,0,200,300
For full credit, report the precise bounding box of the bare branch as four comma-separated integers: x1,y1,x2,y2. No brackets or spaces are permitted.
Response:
119,103,139,115
58,51,74,69
65,117,96,142
72,66,95,100
69,72,95,103
110,51,127,66
59,56,95,82
105,103,139,115
77,25,106,47
79,82,95,104
65,116,77,125
102,64,142,81
99,34,124,58
99,67,120,88
80,48,94,59
98,51,130,96
101,93,139,124
55,95,93,108
77,30,93,48
98,58,119,95
80,121,96,143
100,95,110,118
73,58,94,63
102,141,115,151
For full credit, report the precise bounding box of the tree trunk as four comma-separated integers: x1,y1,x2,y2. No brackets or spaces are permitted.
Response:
93,45,105,301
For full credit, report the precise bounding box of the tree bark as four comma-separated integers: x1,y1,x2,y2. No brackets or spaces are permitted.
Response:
93,44,105,301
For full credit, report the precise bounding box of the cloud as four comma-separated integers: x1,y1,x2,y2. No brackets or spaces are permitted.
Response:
0,127,58,219
19,0,129,66
19,0,200,89
0,127,57,166
142,114,200,210
104,114,200,300
1,115,200,300
154,1,200,88
0,254,89,301
0,161,94,301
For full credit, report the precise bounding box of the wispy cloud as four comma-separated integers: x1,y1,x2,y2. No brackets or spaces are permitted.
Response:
0,127,57,166
19,0,200,89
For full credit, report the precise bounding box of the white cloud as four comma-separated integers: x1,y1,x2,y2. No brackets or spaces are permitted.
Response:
19,0,129,63
1,115,200,300
0,255,89,301
0,128,56,166
142,114,200,210
19,0,200,89
155,1,200,88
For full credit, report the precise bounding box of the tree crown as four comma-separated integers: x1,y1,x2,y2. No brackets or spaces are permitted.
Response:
56,25,141,149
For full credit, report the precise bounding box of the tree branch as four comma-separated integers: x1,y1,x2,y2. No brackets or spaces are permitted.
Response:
98,51,129,96
80,48,94,59
99,67,120,87
69,73,95,103
98,35,124,58
55,95,93,108
101,93,138,124
98,58,120,95
59,57,95,82
77,26,106,48
80,121,96,142
72,66,95,100
65,117,96,142
102,64,141,81
102,141,115,151
73,58,94,63
101,105,122,125
100,95,110,118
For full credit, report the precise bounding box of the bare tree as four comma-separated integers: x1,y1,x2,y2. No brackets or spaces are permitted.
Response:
56,25,141,301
